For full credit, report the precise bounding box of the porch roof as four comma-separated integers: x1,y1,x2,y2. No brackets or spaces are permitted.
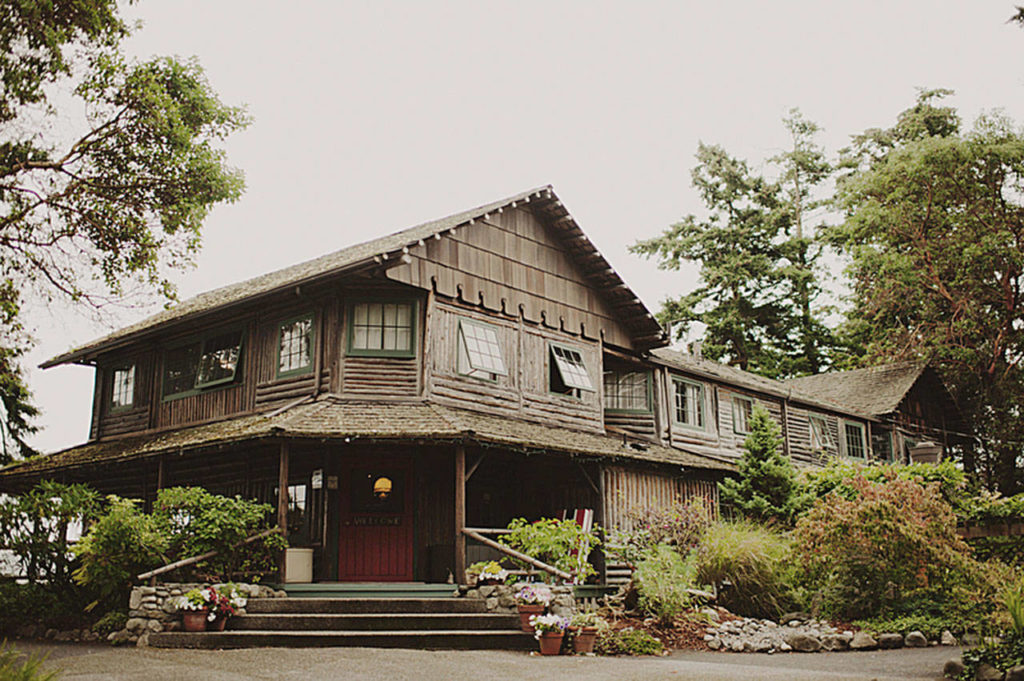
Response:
0,397,734,487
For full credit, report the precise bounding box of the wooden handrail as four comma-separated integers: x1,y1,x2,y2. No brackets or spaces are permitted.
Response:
462,528,572,582
463,526,512,535
136,527,284,582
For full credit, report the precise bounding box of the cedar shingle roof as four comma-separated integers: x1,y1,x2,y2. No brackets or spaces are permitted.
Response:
783,361,929,416
0,396,733,487
650,348,876,419
43,186,665,367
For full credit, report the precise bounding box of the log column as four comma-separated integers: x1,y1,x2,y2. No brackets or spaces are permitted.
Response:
277,441,290,582
454,444,466,585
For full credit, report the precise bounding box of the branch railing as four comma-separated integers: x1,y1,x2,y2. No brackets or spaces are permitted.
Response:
136,526,284,586
461,527,573,582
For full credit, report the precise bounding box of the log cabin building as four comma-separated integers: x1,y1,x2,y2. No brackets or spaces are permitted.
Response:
0,186,961,585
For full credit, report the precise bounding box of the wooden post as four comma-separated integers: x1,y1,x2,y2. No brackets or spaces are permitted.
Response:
277,441,290,583
156,456,165,491
454,444,466,585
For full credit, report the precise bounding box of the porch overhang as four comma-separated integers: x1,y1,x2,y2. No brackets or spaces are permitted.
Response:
0,396,733,491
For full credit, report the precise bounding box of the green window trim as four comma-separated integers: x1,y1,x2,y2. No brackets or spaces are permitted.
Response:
841,419,868,460
602,368,652,413
671,377,706,430
109,364,136,412
346,300,418,358
732,396,754,435
548,341,595,397
161,326,245,401
276,313,316,379
457,317,508,381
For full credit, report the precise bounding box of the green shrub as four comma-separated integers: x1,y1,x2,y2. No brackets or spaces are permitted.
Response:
695,520,793,619
594,628,663,655
606,498,711,569
72,496,167,611
959,633,1024,681
90,611,128,636
719,406,811,526
853,614,960,639
500,517,601,583
151,487,285,580
0,583,89,634
634,545,697,625
802,459,971,512
0,641,59,681
793,472,990,621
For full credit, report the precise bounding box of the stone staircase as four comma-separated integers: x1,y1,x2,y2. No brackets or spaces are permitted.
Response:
148,596,533,650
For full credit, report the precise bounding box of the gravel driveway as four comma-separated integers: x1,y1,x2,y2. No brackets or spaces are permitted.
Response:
13,642,962,681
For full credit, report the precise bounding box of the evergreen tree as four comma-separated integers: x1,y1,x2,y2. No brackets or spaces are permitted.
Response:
719,406,809,525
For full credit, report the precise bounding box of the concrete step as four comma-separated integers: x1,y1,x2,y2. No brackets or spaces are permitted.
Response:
228,613,518,632
149,630,535,650
282,583,456,599
246,598,487,614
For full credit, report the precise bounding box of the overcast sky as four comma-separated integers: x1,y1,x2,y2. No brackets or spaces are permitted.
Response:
22,1,1024,454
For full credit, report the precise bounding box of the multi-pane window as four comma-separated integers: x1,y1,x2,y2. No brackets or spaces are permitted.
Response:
732,396,753,434
111,365,135,410
809,415,834,450
162,329,244,398
350,302,414,355
843,421,868,459
673,378,705,429
603,369,650,411
278,315,314,376
457,319,507,380
549,344,594,396
195,330,244,388
872,428,894,462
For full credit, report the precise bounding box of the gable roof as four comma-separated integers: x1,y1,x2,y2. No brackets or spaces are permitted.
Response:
43,186,665,368
649,348,876,420
783,360,930,416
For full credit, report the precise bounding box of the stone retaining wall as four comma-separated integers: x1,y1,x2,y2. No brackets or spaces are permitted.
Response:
113,582,286,646
457,583,576,618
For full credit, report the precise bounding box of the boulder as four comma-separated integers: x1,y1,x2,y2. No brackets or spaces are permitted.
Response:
107,629,132,645
784,632,822,652
136,632,150,648
905,631,928,648
975,663,1004,681
146,620,163,633
128,590,143,610
779,611,811,625
821,634,850,651
943,659,965,679
729,639,745,652
850,631,878,650
477,585,496,599
1006,665,1024,681
878,633,904,649
707,637,722,651
125,618,148,635
941,630,958,646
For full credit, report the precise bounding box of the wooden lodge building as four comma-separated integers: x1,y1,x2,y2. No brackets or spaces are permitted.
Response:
0,186,964,585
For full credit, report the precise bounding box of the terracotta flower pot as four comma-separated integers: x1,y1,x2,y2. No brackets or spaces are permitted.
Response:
208,615,227,632
182,609,208,633
570,626,598,654
517,603,545,633
537,631,564,656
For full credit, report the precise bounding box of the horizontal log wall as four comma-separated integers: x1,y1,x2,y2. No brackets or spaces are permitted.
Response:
520,326,602,432
716,389,784,459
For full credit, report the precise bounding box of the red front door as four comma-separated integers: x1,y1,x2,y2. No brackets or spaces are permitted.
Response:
338,463,414,581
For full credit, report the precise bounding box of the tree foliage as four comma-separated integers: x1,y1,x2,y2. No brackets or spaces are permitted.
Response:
830,90,1024,494
719,405,810,525
632,113,834,378
0,0,249,460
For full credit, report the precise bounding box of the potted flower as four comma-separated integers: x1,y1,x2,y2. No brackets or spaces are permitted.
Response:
567,611,602,654
514,583,553,633
530,613,568,655
466,560,509,586
180,585,247,632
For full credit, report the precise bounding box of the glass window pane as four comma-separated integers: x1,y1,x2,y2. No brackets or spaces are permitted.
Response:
163,344,199,396
196,330,242,386
279,317,312,373
112,365,135,408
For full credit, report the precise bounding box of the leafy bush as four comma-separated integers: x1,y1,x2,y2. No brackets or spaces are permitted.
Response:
802,459,971,512
91,611,128,636
793,472,990,621
500,517,601,583
0,642,59,681
1006,577,1024,637
594,628,663,655
633,545,697,625
151,487,285,580
695,520,793,619
852,614,960,639
959,634,1024,681
606,498,711,568
72,496,167,611
0,582,89,634
0,481,100,586
719,406,811,526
